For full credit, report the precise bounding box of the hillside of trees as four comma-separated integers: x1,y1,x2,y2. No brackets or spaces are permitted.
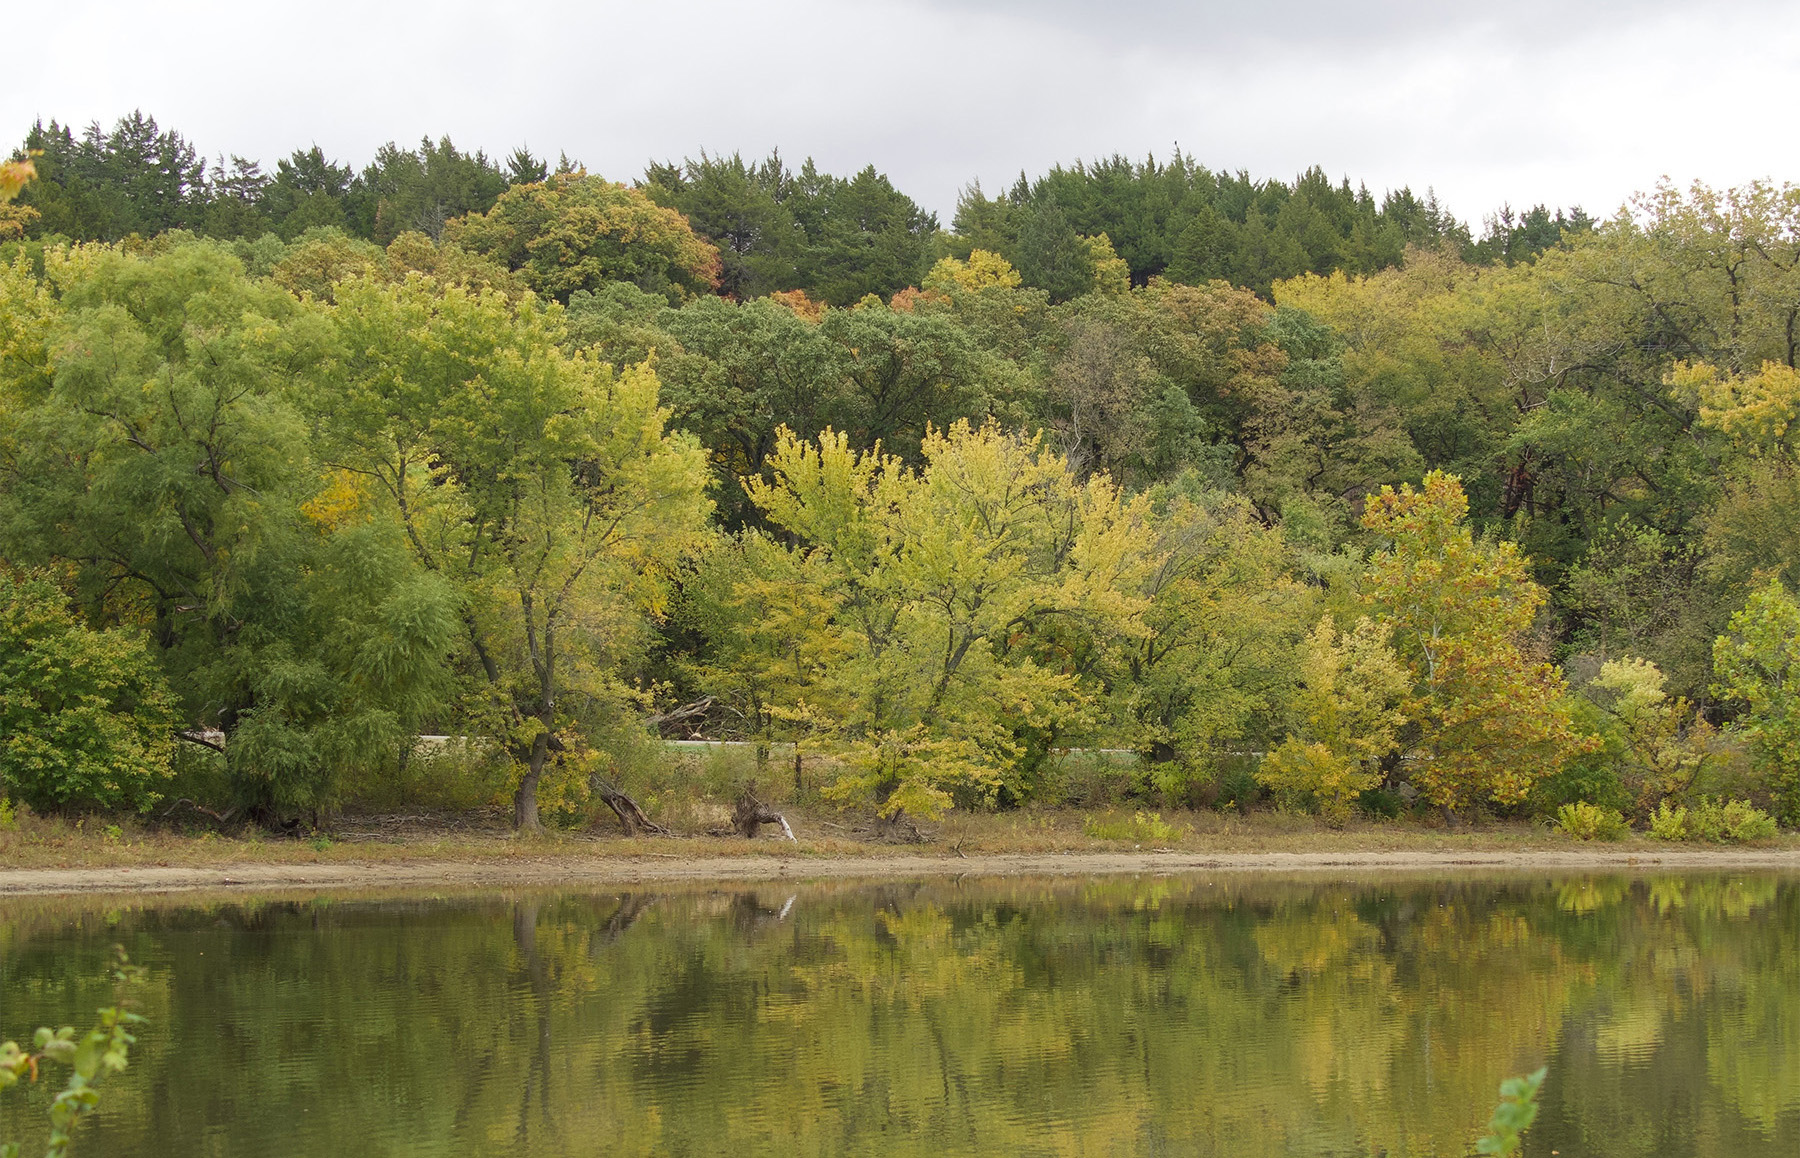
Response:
2,111,1796,837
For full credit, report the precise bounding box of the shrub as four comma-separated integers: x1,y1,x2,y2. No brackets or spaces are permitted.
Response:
1688,799,1726,842
1357,787,1404,820
1554,801,1630,841
1256,740,1377,824
1662,797,1779,844
1647,801,1690,841
1083,810,1187,844
0,571,178,812
1720,799,1779,843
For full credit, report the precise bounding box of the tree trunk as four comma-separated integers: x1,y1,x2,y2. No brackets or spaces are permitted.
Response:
515,731,549,834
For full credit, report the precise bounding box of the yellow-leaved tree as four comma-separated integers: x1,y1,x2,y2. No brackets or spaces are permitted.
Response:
1362,471,1591,816
744,420,1152,819
1257,616,1409,822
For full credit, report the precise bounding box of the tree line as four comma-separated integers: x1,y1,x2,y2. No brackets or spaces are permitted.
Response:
2,112,1797,834
5,112,1582,305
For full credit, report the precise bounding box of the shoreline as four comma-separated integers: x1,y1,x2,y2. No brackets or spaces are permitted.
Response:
4,847,1799,896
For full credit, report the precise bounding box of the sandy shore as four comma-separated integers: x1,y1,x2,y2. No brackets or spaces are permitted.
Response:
2,847,1798,896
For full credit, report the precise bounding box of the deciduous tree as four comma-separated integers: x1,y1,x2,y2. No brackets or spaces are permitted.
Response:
318,275,712,830
1362,471,1588,814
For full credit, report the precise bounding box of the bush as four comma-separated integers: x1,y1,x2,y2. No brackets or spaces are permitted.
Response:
1041,749,1138,808
0,571,178,812
1083,810,1187,844
1647,801,1690,841
1713,580,1800,825
1554,801,1630,841
1256,740,1379,824
1651,797,1779,844
1721,799,1780,842
1356,787,1404,820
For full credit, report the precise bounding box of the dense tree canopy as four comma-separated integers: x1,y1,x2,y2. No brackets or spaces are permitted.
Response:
1,107,1796,833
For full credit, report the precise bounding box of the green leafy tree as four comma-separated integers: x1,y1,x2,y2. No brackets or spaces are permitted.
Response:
652,293,1003,527
0,240,458,817
1713,580,1800,824
788,162,935,306
1574,657,1725,817
1010,200,1095,303
317,275,713,830
644,151,802,299
347,136,509,244
0,571,178,812
670,530,850,745
13,112,204,241
1117,486,1312,799
260,147,354,239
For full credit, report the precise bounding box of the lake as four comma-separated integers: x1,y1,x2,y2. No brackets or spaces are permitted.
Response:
0,872,1795,1156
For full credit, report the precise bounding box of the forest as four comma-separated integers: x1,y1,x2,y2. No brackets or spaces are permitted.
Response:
2,111,1797,837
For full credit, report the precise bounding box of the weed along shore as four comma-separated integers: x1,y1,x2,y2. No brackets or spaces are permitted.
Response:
3,810,1797,896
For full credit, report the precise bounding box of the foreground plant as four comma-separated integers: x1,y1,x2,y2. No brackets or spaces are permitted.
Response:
1473,1067,1546,1156
0,949,145,1157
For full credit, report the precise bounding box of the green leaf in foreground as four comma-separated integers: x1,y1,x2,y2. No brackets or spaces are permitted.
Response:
1474,1066,1546,1156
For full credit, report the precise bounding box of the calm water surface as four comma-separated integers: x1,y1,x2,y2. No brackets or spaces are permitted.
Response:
0,873,1795,1157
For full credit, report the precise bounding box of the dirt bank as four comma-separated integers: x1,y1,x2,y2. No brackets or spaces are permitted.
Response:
3,847,1798,896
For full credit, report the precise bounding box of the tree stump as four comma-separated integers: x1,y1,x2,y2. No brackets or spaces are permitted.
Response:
732,783,796,841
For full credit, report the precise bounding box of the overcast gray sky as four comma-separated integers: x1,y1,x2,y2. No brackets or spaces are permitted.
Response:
8,0,1797,227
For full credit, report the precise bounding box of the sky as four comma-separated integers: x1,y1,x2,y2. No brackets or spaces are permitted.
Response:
7,0,1798,229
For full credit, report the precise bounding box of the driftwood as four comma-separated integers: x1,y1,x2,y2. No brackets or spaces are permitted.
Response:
596,783,669,836
730,783,796,841
159,797,238,825
645,697,715,736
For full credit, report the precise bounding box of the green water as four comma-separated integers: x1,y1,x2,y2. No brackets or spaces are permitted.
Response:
0,873,1795,1156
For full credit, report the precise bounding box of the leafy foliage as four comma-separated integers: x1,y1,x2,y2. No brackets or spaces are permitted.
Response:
1,115,1797,832
1713,580,1800,823
0,948,145,1158
1473,1067,1546,1156
743,420,1149,817
1553,801,1629,841
0,240,457,815
314,274,712,829
0,571,177,812
1256,616,1408,821
1362,472,1590,813
446,172,720,303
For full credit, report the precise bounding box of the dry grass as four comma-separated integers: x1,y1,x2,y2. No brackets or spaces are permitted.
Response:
4,802,1788,873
